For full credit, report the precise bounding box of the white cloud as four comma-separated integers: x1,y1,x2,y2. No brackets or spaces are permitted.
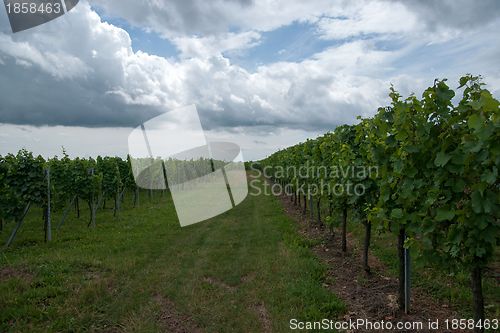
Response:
87,0,500,44
172,31,261,58
0,0,499,137
89,0,335,37
0,34,90,79
0,123,322,160
317,1,418,40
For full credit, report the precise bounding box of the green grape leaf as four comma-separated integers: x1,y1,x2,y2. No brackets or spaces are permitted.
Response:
390,208,404,219
435,208,455,221
434,152,451,167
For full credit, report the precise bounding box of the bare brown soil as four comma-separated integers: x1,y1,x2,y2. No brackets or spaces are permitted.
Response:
0,266,32,283
253,302,272,333
154,295,203,333
276,191,466,333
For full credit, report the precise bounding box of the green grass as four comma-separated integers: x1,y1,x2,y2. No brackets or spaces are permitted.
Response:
0,174,345,332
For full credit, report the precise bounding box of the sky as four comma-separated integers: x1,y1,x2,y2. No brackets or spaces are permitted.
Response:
0,0,499,160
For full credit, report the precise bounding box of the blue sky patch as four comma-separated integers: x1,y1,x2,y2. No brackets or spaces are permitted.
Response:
227,21,340,70
91,5,179,60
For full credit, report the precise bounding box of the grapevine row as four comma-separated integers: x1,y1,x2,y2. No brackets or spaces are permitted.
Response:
0,152,148,246
261,75,499,329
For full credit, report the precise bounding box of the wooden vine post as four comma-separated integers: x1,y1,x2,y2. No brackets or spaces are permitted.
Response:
45,168,52,242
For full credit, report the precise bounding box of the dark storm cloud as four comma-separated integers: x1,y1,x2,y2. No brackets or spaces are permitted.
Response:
0,57,161,127
0,0,499,133
395,0,500,30
90,0,255,37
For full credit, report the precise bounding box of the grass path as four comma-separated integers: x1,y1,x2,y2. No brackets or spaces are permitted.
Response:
0,174,344,332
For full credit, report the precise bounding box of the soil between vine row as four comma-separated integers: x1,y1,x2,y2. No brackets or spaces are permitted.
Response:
272,188,465,333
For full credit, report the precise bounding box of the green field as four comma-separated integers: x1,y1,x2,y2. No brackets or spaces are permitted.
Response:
0,175,344,332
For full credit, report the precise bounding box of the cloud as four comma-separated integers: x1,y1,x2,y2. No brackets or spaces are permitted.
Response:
0,34,90,79
0,0,499,135
89,0,500,42
0,3,167,127
172,31,261,58
91,0,255,37
89,0,333,37
317,0,500,43
0,123,323,160
395,0,500,30
317,1,419,40
0,1,391,130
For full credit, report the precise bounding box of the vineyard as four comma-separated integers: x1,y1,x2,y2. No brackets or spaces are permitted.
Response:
0,163,347,332
0,148,230,246
0,75,498,332
261,75,499,331
0,151,167,246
